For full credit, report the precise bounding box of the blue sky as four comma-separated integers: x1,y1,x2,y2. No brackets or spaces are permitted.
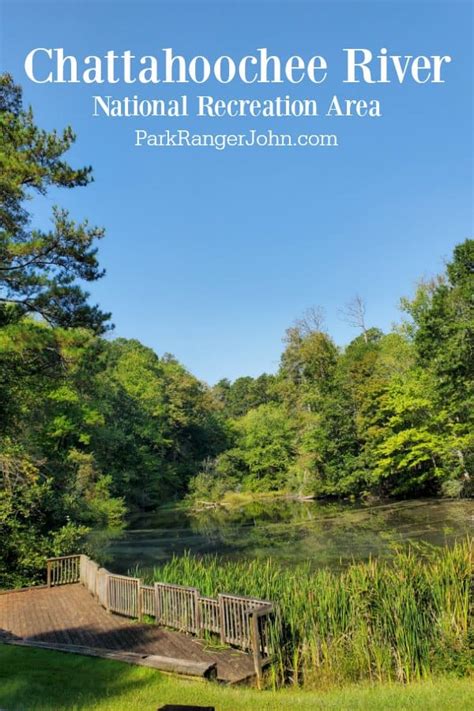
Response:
1,0,472,383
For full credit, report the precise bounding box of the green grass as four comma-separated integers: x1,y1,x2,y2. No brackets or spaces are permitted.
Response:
146,539,472,689
1,644,473,711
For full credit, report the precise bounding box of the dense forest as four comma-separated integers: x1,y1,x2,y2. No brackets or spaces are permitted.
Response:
1,73,473,587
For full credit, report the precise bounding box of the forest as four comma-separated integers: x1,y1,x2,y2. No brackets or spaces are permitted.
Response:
0,72,472,588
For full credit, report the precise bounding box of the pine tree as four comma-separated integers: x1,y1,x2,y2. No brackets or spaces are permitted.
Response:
0,73,110,333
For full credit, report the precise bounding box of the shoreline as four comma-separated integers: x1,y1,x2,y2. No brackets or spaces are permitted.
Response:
183,491,470,514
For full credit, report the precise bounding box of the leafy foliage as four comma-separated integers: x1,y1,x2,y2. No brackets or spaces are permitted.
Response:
0,75,228,586
199,242,473,502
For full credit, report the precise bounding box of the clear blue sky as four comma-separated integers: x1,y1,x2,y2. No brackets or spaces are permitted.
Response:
1,0,472,383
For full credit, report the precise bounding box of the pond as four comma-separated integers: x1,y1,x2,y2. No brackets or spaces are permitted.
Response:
90,498,473,575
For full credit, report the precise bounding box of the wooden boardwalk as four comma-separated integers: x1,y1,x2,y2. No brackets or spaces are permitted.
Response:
0,584,257,684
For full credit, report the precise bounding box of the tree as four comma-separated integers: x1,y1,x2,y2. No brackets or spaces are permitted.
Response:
0,443,89,589
339,294,369,343
293,305,326,337
213,374,275,418
401,240,474,494
92,339,229,509
0,73,110,333
280,308,337,394
368,367,448,495
230,404,296,490
0,72,118,585
411,240,473,409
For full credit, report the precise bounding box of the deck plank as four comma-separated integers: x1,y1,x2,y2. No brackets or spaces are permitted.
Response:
0,584,256,684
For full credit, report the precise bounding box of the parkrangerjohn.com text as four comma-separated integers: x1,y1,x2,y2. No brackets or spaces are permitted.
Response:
134,128,339,150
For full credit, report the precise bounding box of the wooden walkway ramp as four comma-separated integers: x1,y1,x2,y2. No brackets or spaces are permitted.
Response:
0,584,258,684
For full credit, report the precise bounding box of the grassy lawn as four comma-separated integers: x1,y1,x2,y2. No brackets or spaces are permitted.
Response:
1,645,473,711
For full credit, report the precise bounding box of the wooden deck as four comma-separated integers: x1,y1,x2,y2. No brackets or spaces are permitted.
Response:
0,584,257,684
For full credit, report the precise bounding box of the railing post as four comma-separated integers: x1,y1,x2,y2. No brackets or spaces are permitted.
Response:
218,594,226,645
105,573,110,612
138,581,143,621
250,611,263,689
79,554,87,586
194,589,201,635
46,560,52,588
154,582,161,625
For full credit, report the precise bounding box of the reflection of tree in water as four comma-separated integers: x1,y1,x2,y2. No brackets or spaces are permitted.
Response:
189,498,339,534
188,499,474,569
95,499,473,574
85,527,125,567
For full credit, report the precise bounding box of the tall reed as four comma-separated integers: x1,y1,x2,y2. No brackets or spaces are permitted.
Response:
146,539,472,689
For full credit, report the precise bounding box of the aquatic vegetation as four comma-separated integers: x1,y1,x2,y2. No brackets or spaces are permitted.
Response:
147,539,472,689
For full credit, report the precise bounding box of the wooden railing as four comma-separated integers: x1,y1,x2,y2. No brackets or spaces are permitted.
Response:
108,574,140,617
46,554,274,685
155,582,200,633
46,555,81,586
199,595,220,634
140,583,156,616
218,593,270,650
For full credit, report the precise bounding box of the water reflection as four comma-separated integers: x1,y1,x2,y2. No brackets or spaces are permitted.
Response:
89,498,473,574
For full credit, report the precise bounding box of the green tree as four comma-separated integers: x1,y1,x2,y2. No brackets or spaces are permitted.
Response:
0,444,89,588
93,340,229,509
401,240,474,494
0,73,110,333
213,374,275,418
232,403,297,490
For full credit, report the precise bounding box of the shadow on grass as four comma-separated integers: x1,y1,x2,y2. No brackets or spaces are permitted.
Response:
0,643,171,711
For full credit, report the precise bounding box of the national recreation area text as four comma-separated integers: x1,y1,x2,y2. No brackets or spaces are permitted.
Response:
92,94,382,118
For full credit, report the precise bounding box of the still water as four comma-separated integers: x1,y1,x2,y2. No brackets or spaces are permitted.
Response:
91,498,473,575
